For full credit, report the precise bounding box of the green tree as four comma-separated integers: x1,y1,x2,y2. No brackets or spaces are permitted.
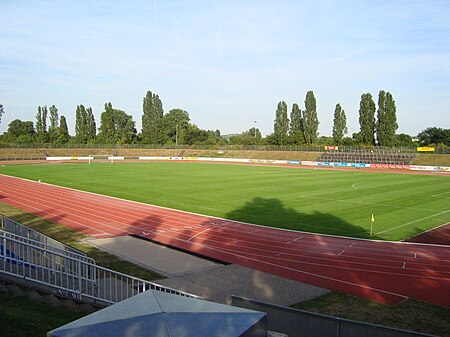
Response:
273,101,289,146
142,90,164,144
376,91,398,146
57,115,70,144
35,105,48,142
229,127,262,145
417,127,450,146
98,102,136,144
75,105,87,143
0,104,4,124
6,119,35,142
86,107,96,142
48,105,59,142
332,103,348,145
289,103,304,144
163,108,190,145
384,92,398,146
396,133,413,147
303,91,319,144
358,93,376,145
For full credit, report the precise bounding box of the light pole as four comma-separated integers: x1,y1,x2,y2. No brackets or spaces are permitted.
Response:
254,121,257,138
176,124,178,145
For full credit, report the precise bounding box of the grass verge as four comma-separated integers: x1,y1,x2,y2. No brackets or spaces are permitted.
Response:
292,292,450,337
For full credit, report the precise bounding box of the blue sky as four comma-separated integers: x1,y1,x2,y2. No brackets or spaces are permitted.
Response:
1,0,449,137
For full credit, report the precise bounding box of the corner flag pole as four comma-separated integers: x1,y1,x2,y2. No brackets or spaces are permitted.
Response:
370,214,375,237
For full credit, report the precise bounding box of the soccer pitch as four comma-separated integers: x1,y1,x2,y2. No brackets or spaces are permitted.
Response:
1,162,449,241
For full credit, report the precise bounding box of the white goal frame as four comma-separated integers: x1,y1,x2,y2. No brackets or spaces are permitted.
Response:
88,155,114,164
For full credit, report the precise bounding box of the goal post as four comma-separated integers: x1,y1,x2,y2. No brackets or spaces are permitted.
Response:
88,155,114,164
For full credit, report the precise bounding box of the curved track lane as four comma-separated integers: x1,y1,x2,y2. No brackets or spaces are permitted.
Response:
1,174,449,307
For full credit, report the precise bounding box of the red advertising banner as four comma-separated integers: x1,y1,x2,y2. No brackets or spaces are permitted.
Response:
324,146,338,150
371,164,410,170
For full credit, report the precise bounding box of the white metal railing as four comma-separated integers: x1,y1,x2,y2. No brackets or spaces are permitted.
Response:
0,235,202,305
0,215,86,257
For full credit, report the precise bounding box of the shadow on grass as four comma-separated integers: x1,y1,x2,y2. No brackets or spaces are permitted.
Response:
225,197,378,240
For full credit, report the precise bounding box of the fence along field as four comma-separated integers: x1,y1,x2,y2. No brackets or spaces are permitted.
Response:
0,161,448,242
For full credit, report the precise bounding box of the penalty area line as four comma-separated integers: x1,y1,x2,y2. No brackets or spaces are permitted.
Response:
376,210,450,235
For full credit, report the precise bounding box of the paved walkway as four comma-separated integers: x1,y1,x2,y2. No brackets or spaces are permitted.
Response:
86,236,329,306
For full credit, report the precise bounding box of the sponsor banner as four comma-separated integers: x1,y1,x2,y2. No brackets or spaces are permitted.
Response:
108,156,124,160
324,146,338,150
288,160,301,165
77,157,91,160
417,147,435,152
46,157,73,161
273,160,288,164
410,165,450,172
301,161,318,166
183,157,198,161
317,162,331,166
371,164,411,170
170,157,184,160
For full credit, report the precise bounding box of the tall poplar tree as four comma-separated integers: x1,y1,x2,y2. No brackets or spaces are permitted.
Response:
142,90,164,144
35,105,48,142
376,90,387,146
332,103,347,145
273,101,289,146
303,91,319,144
75,105,88,143
384,92,398,146
358,93,376,145
48,105,59,142
289,103,304,144
58,115,70,143
0,104,5,124
86,107,96,142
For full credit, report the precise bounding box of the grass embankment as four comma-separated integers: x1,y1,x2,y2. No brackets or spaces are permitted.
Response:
412,154,450,166
0,203,161,281
1,162,449,241
0,292,86,337
293,293,450,337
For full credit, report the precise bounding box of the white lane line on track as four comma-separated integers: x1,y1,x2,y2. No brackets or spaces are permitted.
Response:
376,210,450,235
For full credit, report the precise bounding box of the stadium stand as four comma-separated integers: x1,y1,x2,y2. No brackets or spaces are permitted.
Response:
317,150,418,165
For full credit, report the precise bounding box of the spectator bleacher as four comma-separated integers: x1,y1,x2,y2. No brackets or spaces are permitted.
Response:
317,150,418,165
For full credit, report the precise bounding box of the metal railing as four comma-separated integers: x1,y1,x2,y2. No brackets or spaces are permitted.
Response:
0,234,202,305
0,215,85,257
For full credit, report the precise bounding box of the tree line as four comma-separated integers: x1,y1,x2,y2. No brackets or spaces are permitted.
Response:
0,90,449,147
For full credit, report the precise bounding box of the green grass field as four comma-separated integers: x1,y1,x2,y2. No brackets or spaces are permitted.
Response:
1,162,449,241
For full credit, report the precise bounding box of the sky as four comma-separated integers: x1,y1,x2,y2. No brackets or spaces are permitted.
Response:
1,0,449,137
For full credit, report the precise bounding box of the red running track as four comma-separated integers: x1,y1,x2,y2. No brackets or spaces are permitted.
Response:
1,174,450,307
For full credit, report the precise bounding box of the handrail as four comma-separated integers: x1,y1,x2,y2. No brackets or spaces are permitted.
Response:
0,235,201,305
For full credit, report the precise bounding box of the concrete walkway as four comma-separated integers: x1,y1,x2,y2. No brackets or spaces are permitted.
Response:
86,235,329,306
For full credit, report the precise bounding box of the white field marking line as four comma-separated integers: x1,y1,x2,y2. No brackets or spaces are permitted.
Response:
213,245,450,280
338,250,345,256
186,222,229,242
286,236,303,244
403,262,406,269
404,222,450,242
2,174,449,249
376,210,450,235
351,183,359,190
432,191,450,197
298,193,446,213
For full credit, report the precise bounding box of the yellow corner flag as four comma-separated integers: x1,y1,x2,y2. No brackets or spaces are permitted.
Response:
370,214,375,237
